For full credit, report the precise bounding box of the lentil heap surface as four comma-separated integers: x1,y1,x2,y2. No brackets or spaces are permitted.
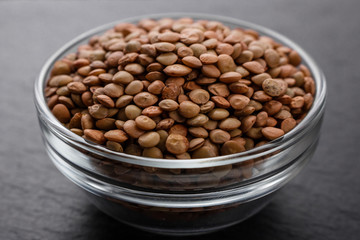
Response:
46,17,315,159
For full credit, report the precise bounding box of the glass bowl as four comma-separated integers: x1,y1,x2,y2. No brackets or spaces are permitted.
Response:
34,13,327,236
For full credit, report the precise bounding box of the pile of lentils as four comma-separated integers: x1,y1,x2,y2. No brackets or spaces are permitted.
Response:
46,17,315,159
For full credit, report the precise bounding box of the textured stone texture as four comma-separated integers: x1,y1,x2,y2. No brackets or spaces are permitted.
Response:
1,0,359,239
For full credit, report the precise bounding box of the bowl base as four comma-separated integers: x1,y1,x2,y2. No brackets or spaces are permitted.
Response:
85,190,275,236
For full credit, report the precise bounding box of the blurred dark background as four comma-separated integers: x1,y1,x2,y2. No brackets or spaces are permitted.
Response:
1,0,359,239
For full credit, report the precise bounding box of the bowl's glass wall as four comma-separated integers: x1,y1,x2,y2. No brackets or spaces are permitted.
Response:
48,128,319,235
39,110,323,193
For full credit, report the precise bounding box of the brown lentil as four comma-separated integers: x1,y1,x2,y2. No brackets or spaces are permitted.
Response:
142,147,163,158
243,61,265,74
188,127,209,138
228,82,249,94
49,75,73,87
138,132,161,148
81,113,94,129
156,53,178,66
125,80,144,95
115,95,133,108
123,120,145,138
211,96,230,108
246,127,263,139
103,83,124,98
241,115,257,133
189,89,210,104
88,104,108,119
69,112,82,129
168,110,186,123
290,96,305,109
135,115,156,130
281,117,297,133
125,105,142,120
192,146,217,158
210,129,231,144
261,127,285,140
186,114,209,127
84,129,106,145
219,72,242,84
95,118,116,130
251,73,271,86
216,43,234,55
218,118,241,131
169,124,188,136
133,92,158,108
228,94,250,110
165,134,189,154
67,82,87,94
112,71,134,85
156,118,175,130
262,78,287,97
189,138,205,151
274,109,292,120
221,140,246,155
52,104,71,123
208,108,229,120
158,99,179,111
179,101,200,118
208,83,229,98
177,46,193,57
161,84,181,100
164,64,192,76
142,106,163,117
202,64,221,78
106,141,124,152
264,49,280,68
182,56,203,68
217,54,237,73
96,95,115,108
147,80,165,95
255,111,268,127
200,100,215,113
104,129,128,143
199,53,218,64
153,42,176,52
203,119,218,131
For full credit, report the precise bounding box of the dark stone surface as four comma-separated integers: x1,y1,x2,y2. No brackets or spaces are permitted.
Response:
1,0,359,239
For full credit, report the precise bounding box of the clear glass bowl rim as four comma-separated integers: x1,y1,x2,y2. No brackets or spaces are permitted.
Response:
34,12,327,169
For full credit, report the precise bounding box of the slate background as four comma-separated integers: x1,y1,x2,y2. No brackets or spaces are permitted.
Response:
1,0,359,239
